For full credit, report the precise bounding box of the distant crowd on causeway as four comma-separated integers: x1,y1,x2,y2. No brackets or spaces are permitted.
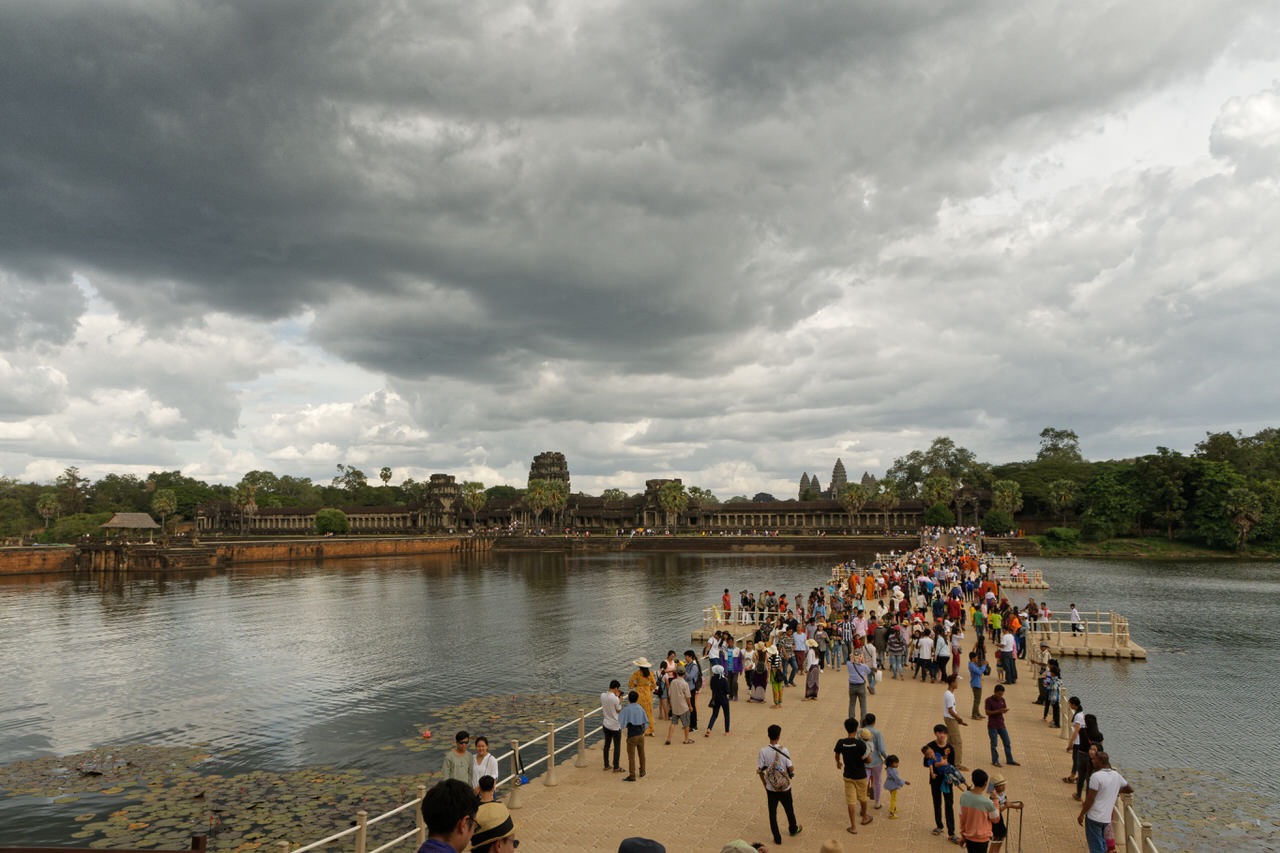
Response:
416,527,1130,853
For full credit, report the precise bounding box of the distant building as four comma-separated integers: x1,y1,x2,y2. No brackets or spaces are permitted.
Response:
528,451,571,491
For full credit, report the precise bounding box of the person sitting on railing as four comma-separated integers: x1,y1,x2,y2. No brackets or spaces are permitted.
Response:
416,779,479,853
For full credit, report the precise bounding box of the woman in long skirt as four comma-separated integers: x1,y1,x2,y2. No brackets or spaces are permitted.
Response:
803,640,821,699
749,650,768,702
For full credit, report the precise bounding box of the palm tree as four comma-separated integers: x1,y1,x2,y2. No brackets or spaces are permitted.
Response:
36,492,60,529
657,481,689,531
460,481,486,530
877,482,900,533
379,467,393,488
525,479,553,531
838,483,869,530
151,489,178,539
991,480,1023,515
1049,479,1078,525
547,481,569,530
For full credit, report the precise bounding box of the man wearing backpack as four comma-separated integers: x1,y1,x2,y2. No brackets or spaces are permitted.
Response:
756,724,802,846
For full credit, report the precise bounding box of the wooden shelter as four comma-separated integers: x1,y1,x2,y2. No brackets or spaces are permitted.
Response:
102,512,161,542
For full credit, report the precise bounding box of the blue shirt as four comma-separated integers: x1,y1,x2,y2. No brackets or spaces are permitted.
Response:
969,659,983,689
619,701,649,735
846,659,870,685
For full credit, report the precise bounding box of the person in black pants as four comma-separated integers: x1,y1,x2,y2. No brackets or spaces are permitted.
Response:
923,724,958,840
757,724,802,845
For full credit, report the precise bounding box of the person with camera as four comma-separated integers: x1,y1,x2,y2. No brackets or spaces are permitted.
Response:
756,724,802,845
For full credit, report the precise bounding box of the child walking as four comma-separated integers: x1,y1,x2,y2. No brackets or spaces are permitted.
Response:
883,754,909,819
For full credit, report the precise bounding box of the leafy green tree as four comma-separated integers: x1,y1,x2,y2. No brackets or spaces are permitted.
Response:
460,481,486,528
838,483,869,528
982,508,1015,535
687,486,717,504
751,493,777,502
1080,466,1140,540
1189,460,1247,549
1037,427,1083,462
0,498,35,537
151,489,178,537
924,502,955,526
1135,448,1190,539
36,492,60,529
91,473,148,512
315,508,350,535
146,471,223,519
56,466,90,514
600,488,628,502
991,480,1023,516
1048,479,1078,525
485,484,521,503
1225,487,1263,552
38,512,113,544
332,464,368,495
658,481,689,530
886,436,991,498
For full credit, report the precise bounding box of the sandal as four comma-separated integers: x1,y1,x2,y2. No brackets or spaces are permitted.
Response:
860,816,873,825
932,828,945,836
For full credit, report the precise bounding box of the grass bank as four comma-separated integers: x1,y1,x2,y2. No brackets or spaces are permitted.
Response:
1029,534,1280,559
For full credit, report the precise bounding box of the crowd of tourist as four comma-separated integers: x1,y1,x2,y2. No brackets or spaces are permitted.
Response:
415,537,1131,853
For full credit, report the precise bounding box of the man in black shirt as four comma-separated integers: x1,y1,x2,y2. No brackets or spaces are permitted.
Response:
923,723,959,841
834,717,873,834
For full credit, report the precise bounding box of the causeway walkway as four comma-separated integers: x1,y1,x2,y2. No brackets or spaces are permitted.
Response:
508,659,1085,851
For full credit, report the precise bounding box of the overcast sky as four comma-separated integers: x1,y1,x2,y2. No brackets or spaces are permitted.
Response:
2,1,1279,498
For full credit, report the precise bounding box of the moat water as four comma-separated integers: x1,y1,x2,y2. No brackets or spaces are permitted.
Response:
2,550,1277,849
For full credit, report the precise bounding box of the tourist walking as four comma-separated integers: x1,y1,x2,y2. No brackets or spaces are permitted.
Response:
628,659,657,737
706,664,731,735
726,637,742,700
757,724,802,846
861,712,887,811
983,685,1020,767
943,675,969,769
803,640,821,699
619,690,649,781
1078,751,1133,853
958,768,1001,853
1065,696,1087,786
833,717,873,835
883,754,909,819
768,643,785,708
987,772,1022,853
886,621,907,679
846,651,872,723
923,724,959,841
1042,661,1062,727
665,666,693,745
601,680,623,771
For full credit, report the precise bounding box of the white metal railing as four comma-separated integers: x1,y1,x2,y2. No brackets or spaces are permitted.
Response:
277,704,608,853
1113,791,1161,852
1026,611,1131,650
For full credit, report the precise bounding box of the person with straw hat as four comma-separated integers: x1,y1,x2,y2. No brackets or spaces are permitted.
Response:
628,657,657,736
467,802,519,853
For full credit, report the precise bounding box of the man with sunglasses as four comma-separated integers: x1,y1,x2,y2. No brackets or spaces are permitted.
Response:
417,779,480,853
441,731,472,785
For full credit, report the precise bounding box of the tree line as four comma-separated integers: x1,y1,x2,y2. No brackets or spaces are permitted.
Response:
5,426,1280,550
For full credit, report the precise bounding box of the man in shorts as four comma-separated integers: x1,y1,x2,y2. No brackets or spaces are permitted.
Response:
833,717,873,834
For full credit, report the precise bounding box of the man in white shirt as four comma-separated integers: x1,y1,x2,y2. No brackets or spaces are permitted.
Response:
1078,751,1133,853
942,675,968,770
1070,604,1083,634
600,680,623,772
998,627,1018,684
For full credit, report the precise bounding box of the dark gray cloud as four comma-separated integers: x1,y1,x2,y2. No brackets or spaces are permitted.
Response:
1,1,1278,489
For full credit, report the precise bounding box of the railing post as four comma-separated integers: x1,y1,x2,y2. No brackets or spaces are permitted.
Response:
415,785,427,843
575,709,588,767
544,723,558,786
506,740,524,809
278,841,290,853
1114,792,1129,847
354,810,367,853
